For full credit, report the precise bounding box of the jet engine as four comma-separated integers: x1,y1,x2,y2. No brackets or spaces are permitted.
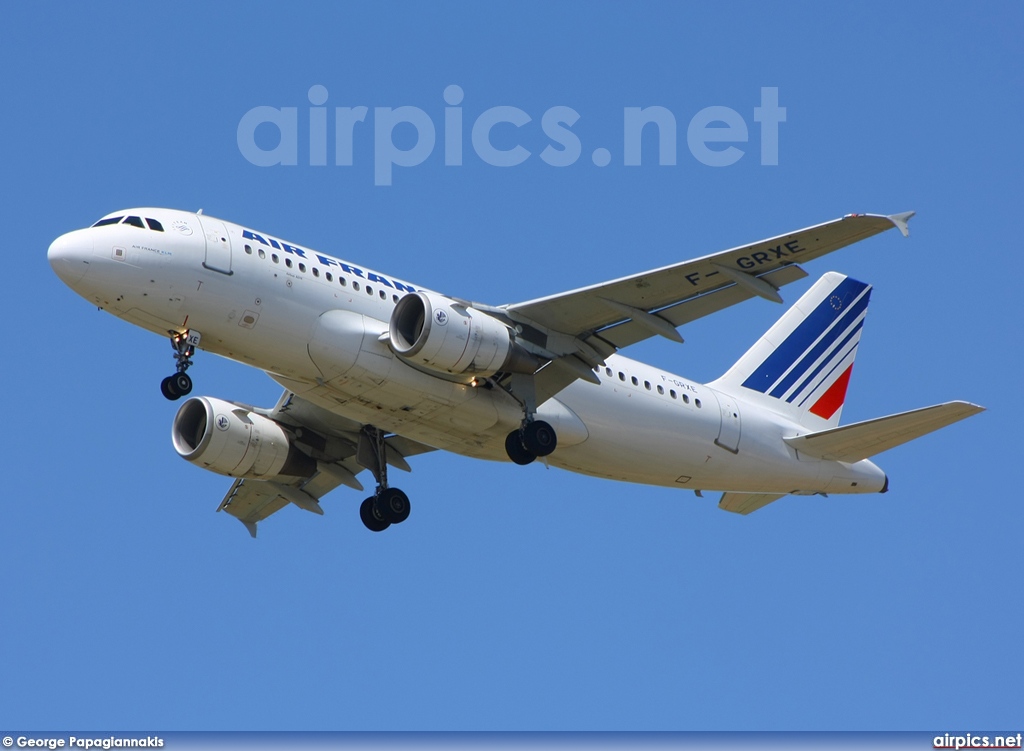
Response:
172,396,316,480
388,291,539,377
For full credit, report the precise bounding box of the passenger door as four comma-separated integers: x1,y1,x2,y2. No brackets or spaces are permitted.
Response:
197,215,232,275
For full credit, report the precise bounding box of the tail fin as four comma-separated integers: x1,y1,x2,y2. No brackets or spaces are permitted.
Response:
711,272,871,429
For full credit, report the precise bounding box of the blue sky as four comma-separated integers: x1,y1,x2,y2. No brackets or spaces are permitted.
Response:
2,1,1021,732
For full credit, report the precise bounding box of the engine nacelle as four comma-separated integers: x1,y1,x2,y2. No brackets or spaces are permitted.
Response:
388,290,539,377
172,396,316,480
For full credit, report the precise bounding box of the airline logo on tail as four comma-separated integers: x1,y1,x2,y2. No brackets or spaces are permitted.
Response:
741,276,871,420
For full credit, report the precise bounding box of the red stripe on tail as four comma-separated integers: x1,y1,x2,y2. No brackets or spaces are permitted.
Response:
809,364,853,420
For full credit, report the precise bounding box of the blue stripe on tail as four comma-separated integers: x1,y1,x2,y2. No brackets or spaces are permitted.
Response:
789,318,864,405
768,291,870,399
741,277,870,395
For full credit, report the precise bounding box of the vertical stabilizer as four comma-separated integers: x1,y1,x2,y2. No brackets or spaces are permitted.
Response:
711,272,871,430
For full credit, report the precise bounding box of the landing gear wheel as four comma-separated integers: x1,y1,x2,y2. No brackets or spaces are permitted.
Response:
505,430,536,465
160,376,180,401
172,372,192,397
160,372,193,400
522,420,557,457
377,487,411,524
360,497,391,532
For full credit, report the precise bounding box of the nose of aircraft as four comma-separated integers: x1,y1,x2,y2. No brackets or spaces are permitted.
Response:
48,229,93,286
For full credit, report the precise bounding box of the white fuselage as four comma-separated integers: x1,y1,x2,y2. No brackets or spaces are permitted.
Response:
48,208,886,496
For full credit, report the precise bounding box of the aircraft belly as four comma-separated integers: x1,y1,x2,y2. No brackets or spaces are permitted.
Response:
553,382,720,486
552,379,830,493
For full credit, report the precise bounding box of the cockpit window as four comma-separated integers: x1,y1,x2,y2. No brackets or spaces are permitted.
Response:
123,216,145,228
145,218,164,232
92,216,123,227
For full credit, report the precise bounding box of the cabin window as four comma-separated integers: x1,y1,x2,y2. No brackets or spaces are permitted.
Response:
298,263,306,273
379,290,387,300
683,394,690,404
670,390,677,399
631,376,639,386
312,267,320,277
244,244,252,254
695,398,702,408
657,385,664,395
326,272,333,282
618,372,625,381
340,278,347,287
644,381,651,390
353,282,360,291
285,258,293,268
257,249,265,259
271,254,279,263
605,367,613,377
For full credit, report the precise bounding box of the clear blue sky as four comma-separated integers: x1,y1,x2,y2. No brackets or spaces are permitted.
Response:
2,1,1020,731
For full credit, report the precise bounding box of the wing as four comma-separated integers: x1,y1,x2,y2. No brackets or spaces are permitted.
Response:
216,390,436,536
495,213,913,403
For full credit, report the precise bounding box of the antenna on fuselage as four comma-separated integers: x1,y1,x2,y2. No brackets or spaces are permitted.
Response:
196,208,203,215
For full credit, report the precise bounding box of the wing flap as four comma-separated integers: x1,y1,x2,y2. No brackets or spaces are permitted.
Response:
719,492,786,515
527,266,811,403
216,457,366,536
217,479,291,534
596,264,808,351
783,401,984,463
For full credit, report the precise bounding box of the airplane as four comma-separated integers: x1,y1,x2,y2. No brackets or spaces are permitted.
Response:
47,208,983,536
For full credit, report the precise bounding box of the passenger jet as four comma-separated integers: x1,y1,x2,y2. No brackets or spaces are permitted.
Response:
47,208,983,535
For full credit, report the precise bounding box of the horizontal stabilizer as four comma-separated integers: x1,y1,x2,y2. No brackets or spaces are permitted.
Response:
719,492,786,515
783,401,984,463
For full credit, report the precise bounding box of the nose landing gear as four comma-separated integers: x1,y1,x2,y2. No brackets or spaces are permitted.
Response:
161,330,199,401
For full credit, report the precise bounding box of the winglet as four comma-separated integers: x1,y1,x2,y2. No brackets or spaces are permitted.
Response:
887,211,915,238
241,520,258,538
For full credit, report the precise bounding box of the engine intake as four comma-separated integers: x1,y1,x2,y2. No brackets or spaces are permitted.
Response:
172,396,316,480
389,291,539,377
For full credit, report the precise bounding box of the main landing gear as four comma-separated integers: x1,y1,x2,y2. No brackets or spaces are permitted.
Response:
357,426,411,532
504,420,557,465
160,330,198,401
502,373,558,465
499,368,557,463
